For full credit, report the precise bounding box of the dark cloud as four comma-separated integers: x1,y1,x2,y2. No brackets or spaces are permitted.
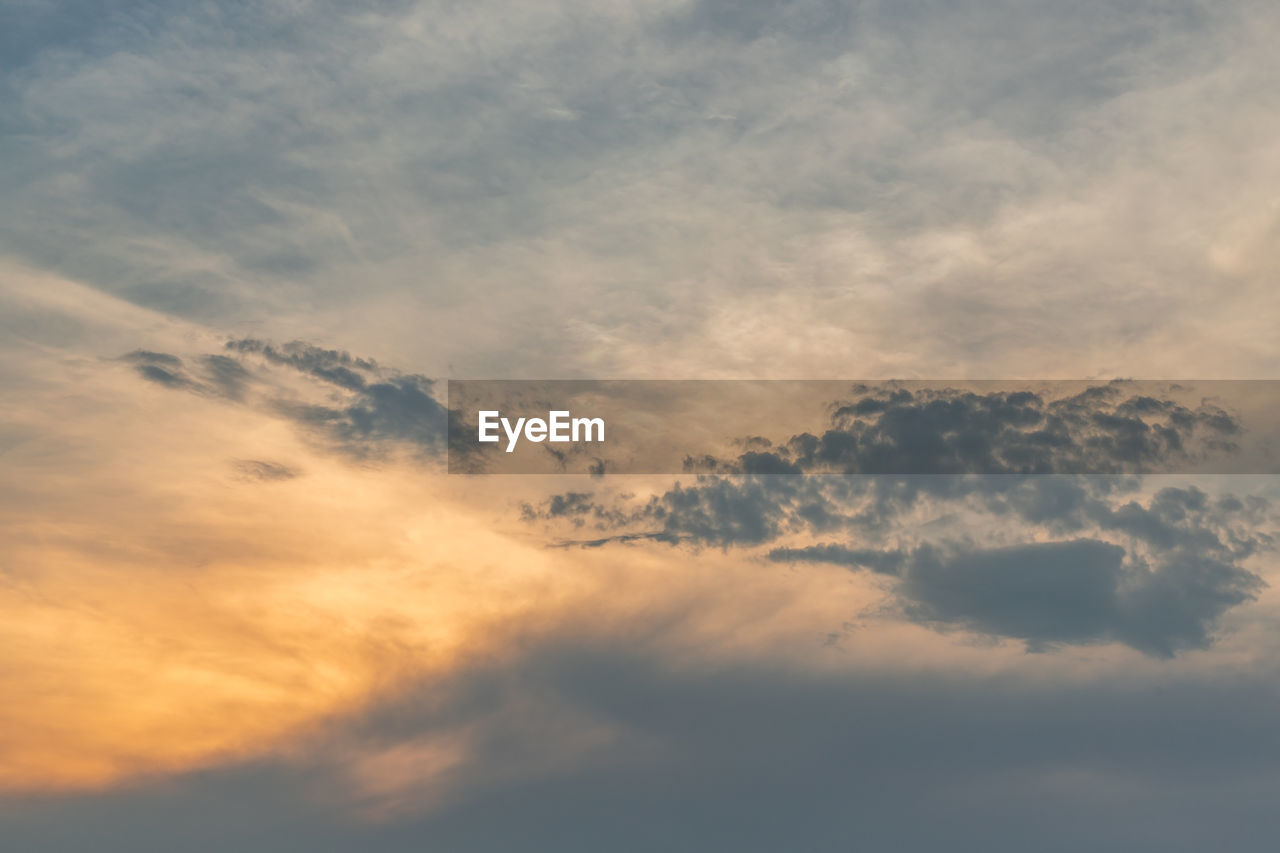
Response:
768,543,907,574
7,640,1280,852
523,385,1266,656
226,339,448,456
133,362,194,389
529,476,818,546
272,375,447,455
231,459,299,482
120,339,450,459
536,475,1028,550
124,349,250,397
539,476,1272,657
529,385,1271,659
524,491,602,522
687,383,1241,475
226,339,376,392
201,354,253,400
123,350,197,389
773,535,1264,657
125,350,183,368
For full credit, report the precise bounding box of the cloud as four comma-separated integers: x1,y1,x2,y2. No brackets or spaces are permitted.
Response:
227,339,378,392
768,542,907,574
232,459,299,482
550,471,1274,656
3,1,1279,377
123,348,242,395
124,349,198,389
525,384,1272,656
120,339,450,459
688,383,1242,475
529,383,1256,547
3,3,1280,848
230,339,450,456
125,352,1279,660
9,637,1280,852
201,354,253,400
774,534,1265,657
153,367,1262,659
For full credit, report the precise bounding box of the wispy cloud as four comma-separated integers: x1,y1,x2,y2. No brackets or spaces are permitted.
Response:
3,0,1279,375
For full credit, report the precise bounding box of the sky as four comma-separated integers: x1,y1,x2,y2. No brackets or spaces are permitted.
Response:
2,1,1280,850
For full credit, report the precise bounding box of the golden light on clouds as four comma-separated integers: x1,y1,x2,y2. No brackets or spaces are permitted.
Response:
1,267,1277,827
0,289,576,791
0,290,863,795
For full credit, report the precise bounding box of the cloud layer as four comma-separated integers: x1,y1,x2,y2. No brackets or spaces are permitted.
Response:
4,0,1280,376
4,0,1280,849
